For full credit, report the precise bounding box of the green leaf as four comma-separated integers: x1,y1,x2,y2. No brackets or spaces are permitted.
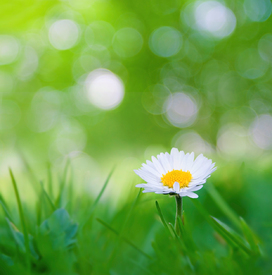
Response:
39,208,78,250
0,254,13,266
240,217,260,256
6,218,39,260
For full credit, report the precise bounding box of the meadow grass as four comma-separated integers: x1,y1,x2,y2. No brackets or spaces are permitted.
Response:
0,161,271,275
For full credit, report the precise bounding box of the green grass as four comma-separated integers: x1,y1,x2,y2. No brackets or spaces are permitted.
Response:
0,163,271,275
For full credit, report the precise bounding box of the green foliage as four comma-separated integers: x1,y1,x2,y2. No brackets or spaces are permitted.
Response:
0,164,270,274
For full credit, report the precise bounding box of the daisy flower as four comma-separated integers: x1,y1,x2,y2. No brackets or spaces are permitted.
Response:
134,148,216,199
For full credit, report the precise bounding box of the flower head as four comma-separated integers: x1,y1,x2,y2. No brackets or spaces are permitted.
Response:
134,148,216,198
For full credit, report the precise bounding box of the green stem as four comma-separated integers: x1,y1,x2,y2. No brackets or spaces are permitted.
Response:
175,195,182,236
9,169,31,273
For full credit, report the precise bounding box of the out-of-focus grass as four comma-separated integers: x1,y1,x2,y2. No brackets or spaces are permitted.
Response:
0,161,271,275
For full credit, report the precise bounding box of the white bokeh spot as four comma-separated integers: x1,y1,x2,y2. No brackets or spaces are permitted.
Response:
85,69,125,110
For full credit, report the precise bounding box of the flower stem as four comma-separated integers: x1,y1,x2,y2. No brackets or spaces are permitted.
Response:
175,195,182,236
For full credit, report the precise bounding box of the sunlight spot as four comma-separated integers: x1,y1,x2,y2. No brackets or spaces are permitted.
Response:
0,35,20,65
85,69,124,110
149,26,182,57
195,1,236,38
164,92,198,128
49,19,79,50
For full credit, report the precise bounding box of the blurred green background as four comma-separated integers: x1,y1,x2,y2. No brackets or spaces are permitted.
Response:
0,0,272,273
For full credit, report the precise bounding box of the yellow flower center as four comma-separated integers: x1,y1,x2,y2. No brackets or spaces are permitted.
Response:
161,169,192,189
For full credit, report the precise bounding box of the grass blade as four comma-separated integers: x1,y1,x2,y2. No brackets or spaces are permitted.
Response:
155,201,171,235
206,183,241,229
90,166,115,213
81,167,115,229
0,198,13,223
96,218,152,259
55,159,70,207
47,162,53,198
18,151,40,196
191,198,253,256
240,217,260,256
211,217,252,256
9,168,31,273
177,215,197,253
40,182,56,211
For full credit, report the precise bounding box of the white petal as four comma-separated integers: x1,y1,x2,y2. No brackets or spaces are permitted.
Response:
184,152,194,171
157,153,171,173
187,185,203,192
134,170,159,185
142,163,161,178
180,153,189,171
171,148,181,170
190,154,206,174
173,181,180,193
152,156,166,175
191,159,212,178
184,192,198,198
165,152,174,170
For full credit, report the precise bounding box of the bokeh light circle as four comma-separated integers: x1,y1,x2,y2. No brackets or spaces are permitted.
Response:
112,28,143,58
194,1,236,38
250,114,272,150
164,92,198,128
244,0,272,22
258,34,272,62
217,124,250,158
85,69,124,110
28,88,62,133
142,84,171,115
149,27,182,57
173,130,213,155
49,19,79,50
0,35,20,65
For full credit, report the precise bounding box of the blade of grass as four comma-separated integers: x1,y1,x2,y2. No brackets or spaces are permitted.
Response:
107,188,142,267
0,198,13,223
96,218,152,259
177,215,197,253
9,168,31,273
40,182,56,211
239,217,260,256
191,198,253,256
211,217,253,256
155,201,171,236
81,167,115,230
128,258,155,275
47,162,53,198
206,183,241,229
36,183,43,227
55,159,70,207
17,151,40,196
67,164,74,214
167,222,191,260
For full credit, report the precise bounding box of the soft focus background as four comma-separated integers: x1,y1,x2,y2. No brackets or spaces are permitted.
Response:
0,0,272,274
